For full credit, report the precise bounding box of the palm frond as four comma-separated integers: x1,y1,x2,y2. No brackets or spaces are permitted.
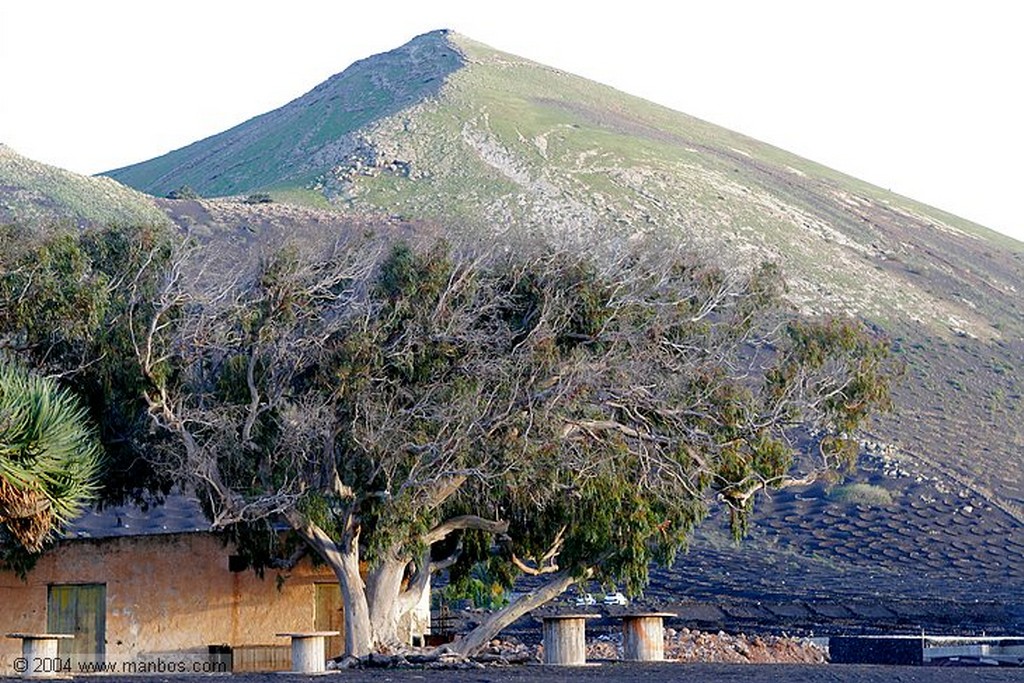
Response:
0,362,101,550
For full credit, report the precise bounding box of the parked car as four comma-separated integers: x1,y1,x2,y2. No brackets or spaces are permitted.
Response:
574,593,597,607
603,591,628,606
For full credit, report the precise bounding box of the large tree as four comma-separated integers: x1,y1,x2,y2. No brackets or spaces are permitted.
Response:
134,234,894,657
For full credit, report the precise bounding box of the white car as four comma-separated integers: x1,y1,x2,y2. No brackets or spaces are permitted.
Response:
573,593,596,607
603,592,628,606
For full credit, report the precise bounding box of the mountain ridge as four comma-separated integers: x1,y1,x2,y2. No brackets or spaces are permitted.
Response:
104,31,1024,338
104,30,463,197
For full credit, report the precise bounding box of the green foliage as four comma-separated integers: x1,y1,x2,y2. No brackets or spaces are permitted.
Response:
376,241,454,305
0,526,42,577
709,317,897,536
0,361,101,552
297,492,345,541
0,230,107,345
218,518,306,580
165,185,199,200
442,561,509,610
243,193,273,205
0,223,175,505
143,236,895,608
829,483,894,507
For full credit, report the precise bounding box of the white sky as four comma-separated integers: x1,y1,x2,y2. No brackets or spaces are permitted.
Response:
2,0,1022,242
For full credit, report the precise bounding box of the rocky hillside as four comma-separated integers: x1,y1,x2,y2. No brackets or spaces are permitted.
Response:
104,32,463,199
105,32,1024,338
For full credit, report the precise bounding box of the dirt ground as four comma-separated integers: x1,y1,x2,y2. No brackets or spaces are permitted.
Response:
12,664,1021,683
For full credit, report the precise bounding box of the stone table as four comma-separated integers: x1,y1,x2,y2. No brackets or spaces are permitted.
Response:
5,633,75,678
275,631,340,673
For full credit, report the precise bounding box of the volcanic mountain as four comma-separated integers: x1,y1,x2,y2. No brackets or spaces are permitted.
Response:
23,30,1024,628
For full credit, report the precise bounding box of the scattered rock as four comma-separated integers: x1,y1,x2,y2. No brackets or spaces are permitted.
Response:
583,629,826,664
664,628,826,663
332,637,535,670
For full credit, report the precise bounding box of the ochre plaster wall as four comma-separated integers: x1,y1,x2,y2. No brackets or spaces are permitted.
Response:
0,533,336,673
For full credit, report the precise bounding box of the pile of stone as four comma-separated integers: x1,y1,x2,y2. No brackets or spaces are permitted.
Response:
329,638,534,670
585,628,826,663
473,638,536,664
665,628,825,663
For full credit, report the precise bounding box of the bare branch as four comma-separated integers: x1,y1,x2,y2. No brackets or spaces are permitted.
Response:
423,515,510,545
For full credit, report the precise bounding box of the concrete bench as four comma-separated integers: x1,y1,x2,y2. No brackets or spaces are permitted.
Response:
615,612,677,661
539,614,598,665
274,631,339,673
5,633,74,678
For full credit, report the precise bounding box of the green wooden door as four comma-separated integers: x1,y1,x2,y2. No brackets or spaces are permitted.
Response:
314,583,344,658
47,584,106,665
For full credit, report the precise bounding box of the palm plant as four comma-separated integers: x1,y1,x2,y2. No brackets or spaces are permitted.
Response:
0,362,101,551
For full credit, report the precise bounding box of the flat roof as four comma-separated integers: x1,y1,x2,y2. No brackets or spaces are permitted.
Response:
65,495,210,540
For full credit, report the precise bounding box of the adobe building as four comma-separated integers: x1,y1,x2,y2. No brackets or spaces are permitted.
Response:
0,497,428,674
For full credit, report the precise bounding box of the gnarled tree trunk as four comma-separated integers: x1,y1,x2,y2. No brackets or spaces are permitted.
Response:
366,555,410,647
285,509,374,657
450,569,578,656
333,548,373,657
366,550,434,648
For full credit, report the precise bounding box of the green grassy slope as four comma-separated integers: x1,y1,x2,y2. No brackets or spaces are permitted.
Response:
348,35,1024,339
0,144,169,229
104,31,463,197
